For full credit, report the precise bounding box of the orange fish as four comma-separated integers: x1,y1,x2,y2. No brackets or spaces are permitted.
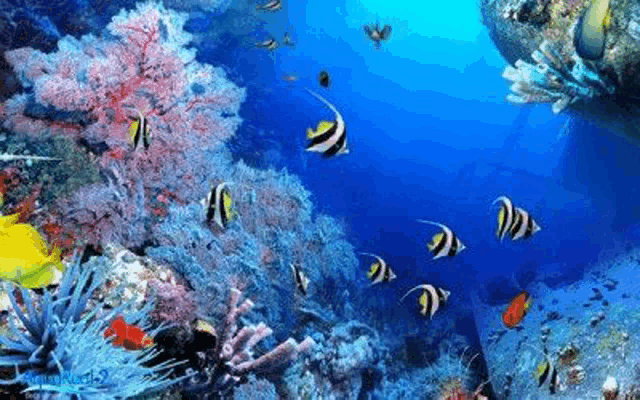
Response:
104,315,154,350
502,291,531,329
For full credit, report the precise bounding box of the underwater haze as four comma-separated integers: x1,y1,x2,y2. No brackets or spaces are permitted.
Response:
1,0,640,398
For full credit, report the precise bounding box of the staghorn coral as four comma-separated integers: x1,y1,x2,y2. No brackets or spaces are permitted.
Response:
0,251,181,398
502,39,616,113
182,287,314,398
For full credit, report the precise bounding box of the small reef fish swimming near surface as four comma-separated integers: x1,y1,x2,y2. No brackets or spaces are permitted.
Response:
417,220,465,259
502,291,531,328
363,23,391,49
305,89,349,157
128,109,152,151
360,252,396,285
400,284,451,319
290,263,310,295
0,213,64,288
282,74,299,84
202,182,234,229
256,38,278,51
493,196,541,241
573,0,611,60
256,0,281,11
104,315,154,351
283,32,295,47
318,70,330,88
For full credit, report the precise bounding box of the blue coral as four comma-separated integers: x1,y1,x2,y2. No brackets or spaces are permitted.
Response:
0,252,181,399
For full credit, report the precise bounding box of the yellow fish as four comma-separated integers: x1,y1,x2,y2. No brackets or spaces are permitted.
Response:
574,0,612,60
0,213,65,288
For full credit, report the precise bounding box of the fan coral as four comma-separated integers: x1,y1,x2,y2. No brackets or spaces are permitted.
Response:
502,40,616,113
0,251,181,398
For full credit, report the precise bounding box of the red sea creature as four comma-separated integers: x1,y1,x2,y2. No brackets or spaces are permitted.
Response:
12,183,42,223
0,167,21,204
41,221,76,257
104,315,154,351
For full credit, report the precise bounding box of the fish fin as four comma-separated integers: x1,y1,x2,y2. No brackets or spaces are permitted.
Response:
603,6,612,28
306,127,317,139
428,233,444,251
223,191,233,220
497,208,505,237
316,120,334,133
363,25,372,37
367,263,379,279
381,25,392,40
128,119,139,143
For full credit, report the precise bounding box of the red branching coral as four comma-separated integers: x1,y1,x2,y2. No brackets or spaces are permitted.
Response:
1,1,246,248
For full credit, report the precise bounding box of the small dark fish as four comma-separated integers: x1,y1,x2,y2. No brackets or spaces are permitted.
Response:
318,70,330,88
283,32,295,47
417,220,465,259
256,38,278,51
128,109,152,151
202,182,233,229
400,284,450,319
363,23,391,49
360,252,396,285
305,89,348,157
290,263,309,295
257,0,281,11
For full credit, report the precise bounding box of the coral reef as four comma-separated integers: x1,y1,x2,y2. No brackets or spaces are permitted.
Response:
502,40,616,113
473,245,640,398
0,251,180,398
182,287,314,398
283,320,386,400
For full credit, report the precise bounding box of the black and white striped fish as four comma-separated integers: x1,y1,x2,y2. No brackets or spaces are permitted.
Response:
360,252,396,285
400,284,450,319
128,109,152,151
510,207,541,240
537,356,559,394
290,263,309,295
202,182,233,229
256,38,278,51
417,220,465,259
257,0,281,11
305,89,348,157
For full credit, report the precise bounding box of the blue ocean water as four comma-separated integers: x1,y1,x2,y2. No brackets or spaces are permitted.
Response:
2,0,640,398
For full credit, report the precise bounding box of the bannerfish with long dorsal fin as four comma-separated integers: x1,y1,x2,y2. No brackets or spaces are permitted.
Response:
360,252,396,285
417,219,465,259
524,343,560,395
257,0,281,11
128,109,152,151
290,263,309,295
573,0,612,60
493,196,541,241
363,23,391,49
305,88,348,157
202,182,233,229
400,284,450,319
256,38,278,51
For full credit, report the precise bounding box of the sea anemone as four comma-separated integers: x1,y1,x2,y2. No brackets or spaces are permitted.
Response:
0,251,182,399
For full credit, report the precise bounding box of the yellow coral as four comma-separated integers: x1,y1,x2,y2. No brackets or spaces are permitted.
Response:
0,213,65,288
